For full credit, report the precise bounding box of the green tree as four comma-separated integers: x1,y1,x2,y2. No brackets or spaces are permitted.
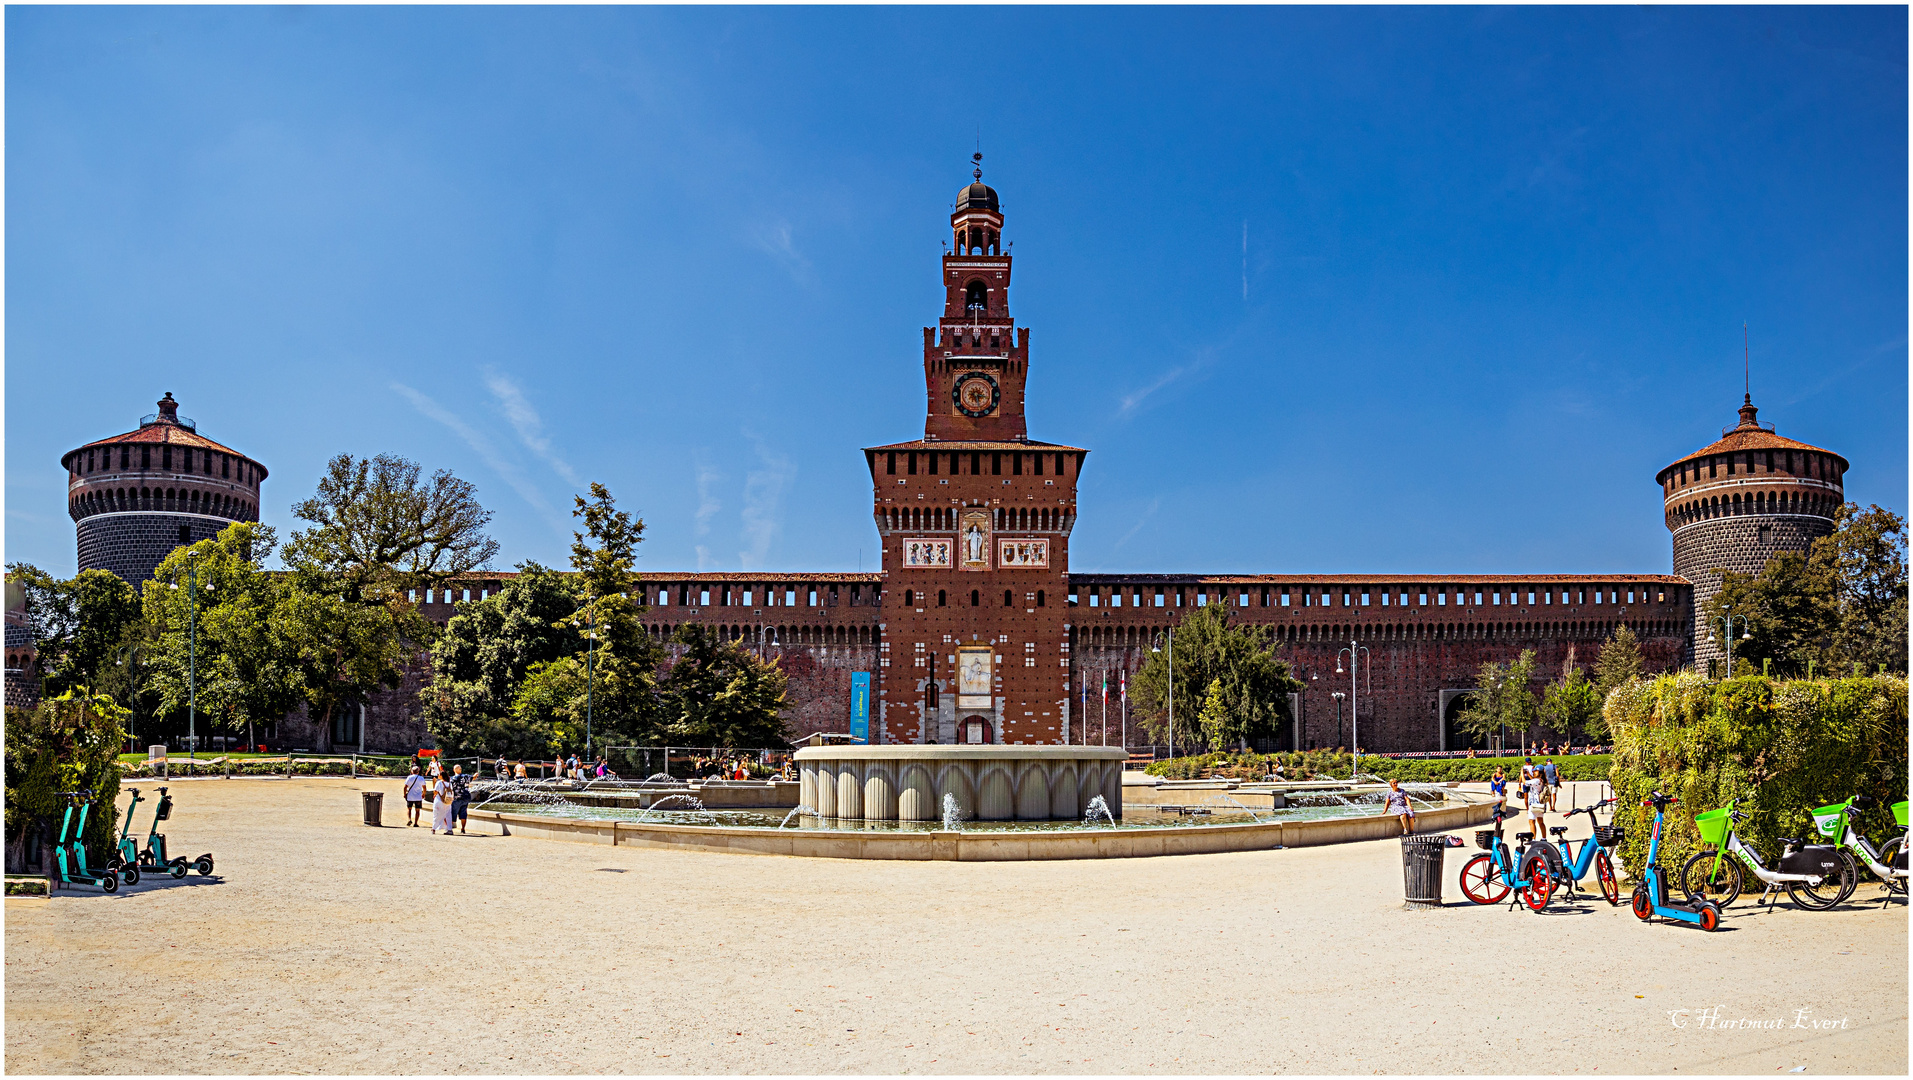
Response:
283,452,499,607
4,563,142,697
1593,623,1646,699
1541,666,1604,744
1455,649,1540,747
659,625,790,749
1705,555,1834,676
422,563,582,758
1129,603,1302,751
1813,503,1908,674
142,524,303,747
5,692,129,865
508,485,667,757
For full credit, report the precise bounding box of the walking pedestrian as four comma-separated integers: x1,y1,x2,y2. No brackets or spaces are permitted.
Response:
1380,778,1416,835
495,755,508,780
513,760,527,781
1524,769,1547,836
1542,758,1560,811
404,766,426,827
431,771,453,834
450,764,471,835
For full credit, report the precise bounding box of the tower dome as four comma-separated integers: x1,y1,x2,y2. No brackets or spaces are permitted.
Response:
1657,395,1847,669
60,393,269,584
955,180,999,212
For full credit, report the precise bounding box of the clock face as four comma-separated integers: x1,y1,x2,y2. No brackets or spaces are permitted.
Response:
953,372,1000,418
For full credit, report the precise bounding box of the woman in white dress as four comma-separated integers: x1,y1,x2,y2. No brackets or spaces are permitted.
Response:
431,773,453,834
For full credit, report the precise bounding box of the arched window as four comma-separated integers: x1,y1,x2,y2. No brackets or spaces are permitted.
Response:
965,280,987,314
971,589,980,607
937,590,947,607
1004,589,1014,607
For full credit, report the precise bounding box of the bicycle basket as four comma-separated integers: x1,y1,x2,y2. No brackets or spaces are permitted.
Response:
1810,803,1847,840
1894,801,1909,829
1474,830,1495,850
1693,807,1731,846
1592,824,1623,847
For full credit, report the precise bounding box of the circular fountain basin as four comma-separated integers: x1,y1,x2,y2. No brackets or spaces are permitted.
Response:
794,745,1130,822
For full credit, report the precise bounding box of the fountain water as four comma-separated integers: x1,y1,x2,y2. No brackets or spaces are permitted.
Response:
942,793,964,831
1201,793,1276,822
1083,795,1115,827
647,794,706,813
780,804,823,828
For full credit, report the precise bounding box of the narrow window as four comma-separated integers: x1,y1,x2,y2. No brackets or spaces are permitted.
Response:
1342,589,1352,607
1438,591,1447,606
971,589,980,607
1005,589,1015,607
808,588,818,606
928,453,938,475
1196,592,1207,607
1013,454,1023,476
141,447,150,469
1380,591,1389,607
1089,590,1100,607
1036,590,1045,607
699,589,710,606
1112,591,1123,608
1492,591,1500,606
222,455,231,478
971,453,980,475
1418,590,1428,606
1281,590,1291,607
887,453,896,475
1527,591,1536,605
993,453,1002,475
938,590,946,607
1033,454,1042,476
909,453,917,475
905,589,915,607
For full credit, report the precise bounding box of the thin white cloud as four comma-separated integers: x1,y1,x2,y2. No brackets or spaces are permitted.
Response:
1119,365,1193,418
750,220,812,283
1114,498,1161,551
483,370,581,485
737,435,796,570
694,463,723,537
391,382,554,516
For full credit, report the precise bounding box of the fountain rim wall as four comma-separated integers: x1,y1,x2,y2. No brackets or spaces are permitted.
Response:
794,746,1130,763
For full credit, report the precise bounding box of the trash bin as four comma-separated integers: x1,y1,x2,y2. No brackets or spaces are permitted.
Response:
1401,834,1454,909
361,790,384,827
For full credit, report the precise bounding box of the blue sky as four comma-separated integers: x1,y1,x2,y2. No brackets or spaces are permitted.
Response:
7,6,1906,580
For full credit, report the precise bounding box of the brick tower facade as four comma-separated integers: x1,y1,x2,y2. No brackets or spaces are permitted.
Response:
865,164,1084,745
62,393,268,584
1658,395,1846,667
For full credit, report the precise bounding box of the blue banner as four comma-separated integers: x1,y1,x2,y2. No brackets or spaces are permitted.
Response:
849,672,870,743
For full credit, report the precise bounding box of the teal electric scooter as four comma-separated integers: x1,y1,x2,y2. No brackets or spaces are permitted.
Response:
52,791,120,893
105,789,145,886
136,787,214,879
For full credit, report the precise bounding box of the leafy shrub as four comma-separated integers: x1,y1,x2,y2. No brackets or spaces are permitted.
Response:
1606,674,1908,883
1142,750,1610,784
5,694,129,867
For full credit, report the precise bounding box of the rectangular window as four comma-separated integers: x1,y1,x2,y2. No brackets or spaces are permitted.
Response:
1281,590,1291,607
1155,590,1165,607
1111,591,1122,608
1089,591,1099,607
1196,592,1207,607
785,588,796,606
1491,591,1501,606
1361,591,1371,606
161,446,171,469
1013,454,1023,476
908,453,917,475
1418,591,1427,606
699,589,710,606
1342,589,1352,607
1380,591,1390,606
1033,454,1043,476
1437,591,1447,606
992,453,1002,475
1657,590,1665,603
408,589,417,602
741,590,753,606
887,452,896,475
1627,590,1636,604
1068,589,1079,607
971,453,980,475
807,588,818,606
928,453,938,475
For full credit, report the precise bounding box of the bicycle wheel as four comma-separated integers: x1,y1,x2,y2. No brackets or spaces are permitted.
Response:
1595,851,1621,906
1879,836,1907,895
1459,854,1510,905
1519,853,1554,911
1786,849,1856,910
1680,850,1743,908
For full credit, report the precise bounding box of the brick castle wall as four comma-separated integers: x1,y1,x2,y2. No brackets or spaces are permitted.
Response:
1673,515,1832,665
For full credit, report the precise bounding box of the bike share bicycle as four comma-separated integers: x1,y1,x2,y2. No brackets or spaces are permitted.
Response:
1457,802,1555,911
1633,792,1721,930
1526,797,1624,906
1811,795,1907,903
1679,795,1853,911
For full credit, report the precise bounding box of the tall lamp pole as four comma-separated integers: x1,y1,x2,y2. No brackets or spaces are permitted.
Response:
115,642,144,750
1331,692,1346,750
1706,606,1752,679
1336,638,1371,779
167,551,212,758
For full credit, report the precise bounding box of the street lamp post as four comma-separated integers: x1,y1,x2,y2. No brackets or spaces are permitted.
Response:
1706,606,1753,680
1336,638,1371,779
1331,691,1346,749
167,552,212,758
115,642,144,750
1151,628,1174,761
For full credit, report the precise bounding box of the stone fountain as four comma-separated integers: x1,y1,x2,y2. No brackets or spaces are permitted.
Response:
794,745,1129,822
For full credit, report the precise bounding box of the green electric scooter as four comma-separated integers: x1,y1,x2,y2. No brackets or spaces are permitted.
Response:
52,790,120,893
136,787,214,879
104,789,145,887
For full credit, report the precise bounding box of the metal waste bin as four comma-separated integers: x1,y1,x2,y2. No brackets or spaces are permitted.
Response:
361,790,384,827
1401,834,1454,909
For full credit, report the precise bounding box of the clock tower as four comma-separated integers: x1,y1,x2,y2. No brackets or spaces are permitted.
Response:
865,159,1086,746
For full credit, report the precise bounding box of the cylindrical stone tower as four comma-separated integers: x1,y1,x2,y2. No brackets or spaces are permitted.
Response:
1658,395,1846,667
61,393,269,584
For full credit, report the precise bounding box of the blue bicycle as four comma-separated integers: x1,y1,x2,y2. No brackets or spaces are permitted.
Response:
1526,798,1624,906
1458,802,1555,911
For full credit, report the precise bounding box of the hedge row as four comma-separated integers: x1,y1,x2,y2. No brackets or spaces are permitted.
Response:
1143,750,1612,785
1606,674,1907,884
118,757,418,779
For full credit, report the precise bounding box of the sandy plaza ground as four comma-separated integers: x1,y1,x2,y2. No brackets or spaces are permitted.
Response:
5,776,1906,1074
